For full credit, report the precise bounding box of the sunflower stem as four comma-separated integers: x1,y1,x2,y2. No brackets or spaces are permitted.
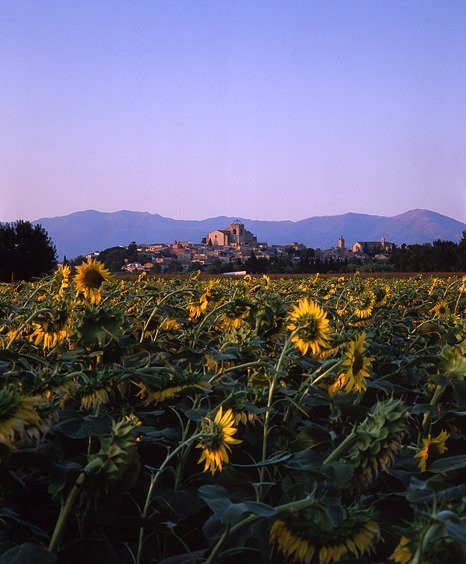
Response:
136,432,203,564
323,430,359,464
421,385,444,432
258,333,294,499
49,473,85,553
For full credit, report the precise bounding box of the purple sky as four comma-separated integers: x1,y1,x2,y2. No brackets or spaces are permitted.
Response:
1,1,465,223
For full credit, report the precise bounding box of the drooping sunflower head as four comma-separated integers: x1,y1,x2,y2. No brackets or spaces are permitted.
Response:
0,387,48,449
270,504,380,564
52,264,71,298
219,300,249,331
79,417,141,514
287,298,332,356
133,370,209,404
341,332,373,393
74,258,111,305
436,343,466,382
414,430,449,472
343,398,406,489
196,406,241,475
29,303,71,350
159,318,182,331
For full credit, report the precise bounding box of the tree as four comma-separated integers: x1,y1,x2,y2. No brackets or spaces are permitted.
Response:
0,220,57,282
165,260,184,273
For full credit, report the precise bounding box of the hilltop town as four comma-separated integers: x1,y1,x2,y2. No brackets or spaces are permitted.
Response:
82,220,395,274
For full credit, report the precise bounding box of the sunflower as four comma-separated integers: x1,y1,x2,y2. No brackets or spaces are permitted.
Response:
80,387,112,410
30,323,68,350
196,407,241,475
414,430,449,472
0,388,48,448
133,373,209,404
220,314,244,330
390,536,413,564
428,278,438,296
341,333,373,393
54,264,71,298
232,410,259,426
187,295,209,320
431,299,450,318
287,298,332,356
353,290,375,319
270,511,380,564
374,284,390,307
74,258,111,305
343,399,406,490
159,318,182,331
29,305,71,350
460,275,466,293
328,372,347,396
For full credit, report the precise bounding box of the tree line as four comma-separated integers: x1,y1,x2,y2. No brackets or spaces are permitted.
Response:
0,220,464,281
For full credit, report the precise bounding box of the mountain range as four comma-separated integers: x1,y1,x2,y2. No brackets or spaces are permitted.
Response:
31,209,466,260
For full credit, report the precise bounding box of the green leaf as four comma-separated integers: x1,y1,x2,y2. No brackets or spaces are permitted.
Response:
221,503,244,524
198,485,231,515
429,455,466,473
55,414,112,439
0,543,57,564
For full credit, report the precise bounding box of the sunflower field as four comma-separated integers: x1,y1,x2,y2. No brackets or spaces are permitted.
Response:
0,263,465,564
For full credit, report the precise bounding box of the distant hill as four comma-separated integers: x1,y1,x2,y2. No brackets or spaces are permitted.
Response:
30,209,466,260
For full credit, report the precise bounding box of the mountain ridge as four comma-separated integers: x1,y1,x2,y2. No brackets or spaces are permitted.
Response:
29,209,466,260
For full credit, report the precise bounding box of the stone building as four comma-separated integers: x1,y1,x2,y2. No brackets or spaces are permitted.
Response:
206,221,257,247
352,236,393,256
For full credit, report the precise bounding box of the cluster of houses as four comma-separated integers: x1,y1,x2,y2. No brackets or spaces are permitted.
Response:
88,221,394,273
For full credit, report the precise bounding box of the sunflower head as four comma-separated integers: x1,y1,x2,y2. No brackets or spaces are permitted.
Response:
270,504,380,564
431,299,450,318
374,284,390,306
340,332,373,393
343,398,406,489
287,298,332,356
435,343,466,382
79,417,140,513
133,369,209,404
196,407,241,475
352,290,376,319
52,264,71,298
414,430,449,472
29,302,71,350
0,387,48,449
75,258,111,304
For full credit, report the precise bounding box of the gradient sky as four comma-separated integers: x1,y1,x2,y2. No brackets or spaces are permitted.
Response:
1,1,465,222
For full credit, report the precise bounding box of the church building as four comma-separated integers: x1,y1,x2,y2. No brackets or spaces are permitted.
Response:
206,221,257,247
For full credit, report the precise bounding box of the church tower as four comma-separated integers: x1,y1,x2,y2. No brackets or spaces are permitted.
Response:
229,220,245,244
338,235,345,249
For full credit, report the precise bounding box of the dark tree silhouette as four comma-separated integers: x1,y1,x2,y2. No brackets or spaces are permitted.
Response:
0,220,57,282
